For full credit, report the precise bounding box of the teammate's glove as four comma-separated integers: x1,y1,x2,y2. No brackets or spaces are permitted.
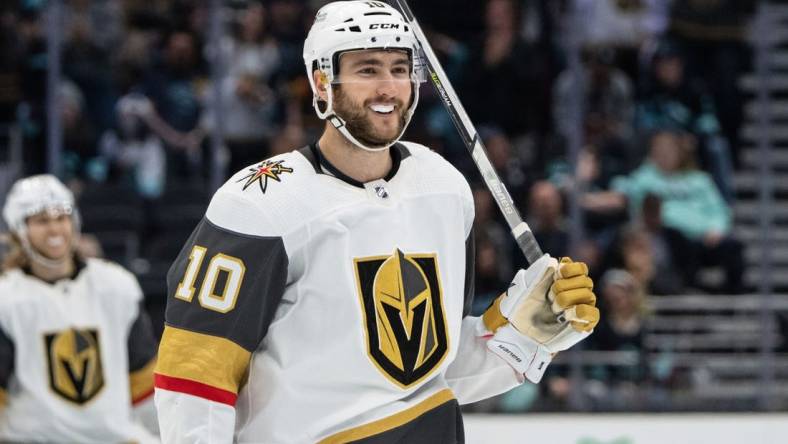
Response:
482,255,599,383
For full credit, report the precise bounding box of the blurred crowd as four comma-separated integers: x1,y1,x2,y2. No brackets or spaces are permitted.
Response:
0,0,758,412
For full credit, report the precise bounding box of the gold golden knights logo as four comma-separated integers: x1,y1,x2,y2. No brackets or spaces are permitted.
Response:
354,249,448,388
44,328,105,404
237,159,294,193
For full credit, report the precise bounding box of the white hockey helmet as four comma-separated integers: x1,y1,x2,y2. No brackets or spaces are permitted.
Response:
303,0,424,151
3,174,80,266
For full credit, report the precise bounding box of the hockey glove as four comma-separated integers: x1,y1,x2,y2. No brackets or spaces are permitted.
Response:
483,255,599,383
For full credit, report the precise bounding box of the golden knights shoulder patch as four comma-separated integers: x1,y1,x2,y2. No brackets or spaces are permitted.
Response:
354,249,448,388
44,328,105,404
237,160,294,193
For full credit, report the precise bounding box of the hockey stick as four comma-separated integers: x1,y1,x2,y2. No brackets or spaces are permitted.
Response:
389,0,543,265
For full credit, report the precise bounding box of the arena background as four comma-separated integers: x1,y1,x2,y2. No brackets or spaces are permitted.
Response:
1,0,787,442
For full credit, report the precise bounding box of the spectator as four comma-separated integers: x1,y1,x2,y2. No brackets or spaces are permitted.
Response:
640,193,691,294
111,29,156,97
594,269,648,356
62,13,117,133
527,180,569,259
570,0,671,77
17,5,48,174
62,0,124,53
605,130,744,293
99,93,167,199
463,0,552,140
143,29,205,179
539,268,650,412
636,39,734,202
553,44,635,147
471,186,512,313
586,268,650,409
473,231,509,316
205,2,283,172
0,7,23,124
226,2,281,82
479,126,530,208
60,81,100,183
610,225,658,294
267,0,309,80
551,45,636,234
553,142,632,238
667,0,755,167
526,179,606,275
206,67,279,173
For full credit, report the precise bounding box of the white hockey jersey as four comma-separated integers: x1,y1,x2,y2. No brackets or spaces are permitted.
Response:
0,258,159,443
154,142,522,443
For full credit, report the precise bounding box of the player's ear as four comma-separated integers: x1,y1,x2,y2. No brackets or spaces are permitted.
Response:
313,70,329,102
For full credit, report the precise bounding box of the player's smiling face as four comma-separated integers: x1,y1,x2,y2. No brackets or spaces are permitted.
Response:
26,211,74,261
332,49,412,148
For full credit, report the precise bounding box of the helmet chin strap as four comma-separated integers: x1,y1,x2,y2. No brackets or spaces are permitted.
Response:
316,79,419,153
19,230,79,270
328,114,394,153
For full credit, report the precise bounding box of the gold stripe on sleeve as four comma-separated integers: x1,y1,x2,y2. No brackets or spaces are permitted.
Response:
318,389,455,444
129,358,156,403
0,387,6,407
155,326,251,395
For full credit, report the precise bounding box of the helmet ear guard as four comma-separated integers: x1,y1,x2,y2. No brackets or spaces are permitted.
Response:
303,1,425,152
311,64,337,121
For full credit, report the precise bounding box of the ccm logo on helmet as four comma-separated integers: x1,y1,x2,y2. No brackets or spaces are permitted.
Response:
370,23,400,30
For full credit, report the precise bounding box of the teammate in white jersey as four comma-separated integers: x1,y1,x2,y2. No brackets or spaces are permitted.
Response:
0,175,159,443
154,2,599,443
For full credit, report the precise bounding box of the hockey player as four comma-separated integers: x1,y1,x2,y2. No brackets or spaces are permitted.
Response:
0,175,159,443
154,1,599,443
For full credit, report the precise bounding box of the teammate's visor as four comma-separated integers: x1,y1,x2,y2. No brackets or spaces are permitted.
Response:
25,204,73,220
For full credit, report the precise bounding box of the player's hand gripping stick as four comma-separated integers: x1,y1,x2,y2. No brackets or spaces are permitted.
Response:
482,256,599,383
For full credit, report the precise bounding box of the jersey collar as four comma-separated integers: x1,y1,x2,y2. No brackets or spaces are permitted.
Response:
21,255,87,285
298,142,411,188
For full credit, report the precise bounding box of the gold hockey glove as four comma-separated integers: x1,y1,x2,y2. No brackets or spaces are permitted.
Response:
483,255,599,383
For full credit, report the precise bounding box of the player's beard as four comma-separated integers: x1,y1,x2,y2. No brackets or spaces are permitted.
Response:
333,86,409,149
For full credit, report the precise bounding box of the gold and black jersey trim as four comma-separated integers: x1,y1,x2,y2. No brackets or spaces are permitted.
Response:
130,357,156,404
318,389,458,444
154,326,251,405
128,302,157,376
0,387,6,407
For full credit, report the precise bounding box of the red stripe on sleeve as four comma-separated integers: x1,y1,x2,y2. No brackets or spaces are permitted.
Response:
154,373,238,406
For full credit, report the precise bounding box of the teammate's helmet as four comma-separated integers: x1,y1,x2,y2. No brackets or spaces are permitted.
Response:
3,174,79,238
303,1,423,152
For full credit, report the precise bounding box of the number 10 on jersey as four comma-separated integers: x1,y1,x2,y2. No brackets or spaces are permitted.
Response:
174,245,247,313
